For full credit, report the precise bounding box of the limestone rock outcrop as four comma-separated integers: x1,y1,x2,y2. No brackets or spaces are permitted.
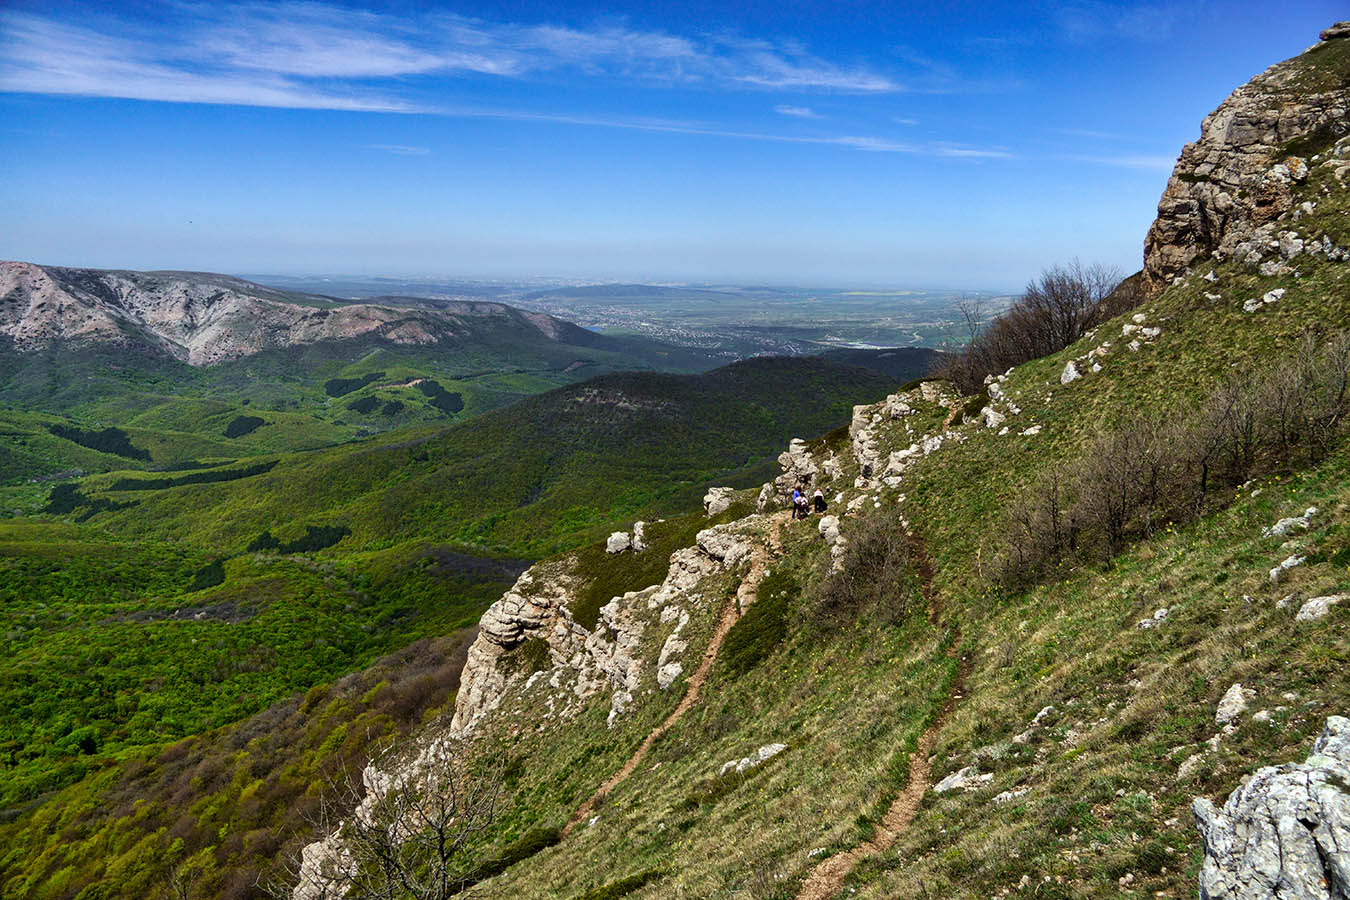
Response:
703,486,736,517
1192,715,1350,899
0,260,590,365
1143,25,1350,296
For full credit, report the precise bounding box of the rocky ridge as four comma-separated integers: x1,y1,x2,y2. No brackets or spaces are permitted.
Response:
0,261,590,365
1143,24,1350,296
291,378,960,899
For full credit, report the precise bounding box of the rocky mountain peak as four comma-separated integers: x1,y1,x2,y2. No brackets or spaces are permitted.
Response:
1142,22,1350,297
0,261,586,365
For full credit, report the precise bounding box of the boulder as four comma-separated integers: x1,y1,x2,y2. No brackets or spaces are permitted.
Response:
719,742,788,776
933,765,993,794
1263,507,1317,537
1060,360,1081,385
1321,21,1350,41
1192,716,1350,900
703,486,736,517
657,661,684,690
1295,594,1348,622
1216,683,1253,726
631,521,648,552
1270,554,1306,583
981,405,1006,428
606,531,632,554
817,515,841,546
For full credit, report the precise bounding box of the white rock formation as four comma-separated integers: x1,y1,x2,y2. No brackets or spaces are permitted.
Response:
1192,716,1350,900
933,765,993,794
1216,683,1253,726
703,486,736,517
1263,507,1317,537
719,743,788,775
1295,594,1348,622
606,531,632,554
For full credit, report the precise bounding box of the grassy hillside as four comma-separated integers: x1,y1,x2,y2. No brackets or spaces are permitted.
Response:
398,186,1350,900
0,310,721,487
56,356,898,558
0,520,517,811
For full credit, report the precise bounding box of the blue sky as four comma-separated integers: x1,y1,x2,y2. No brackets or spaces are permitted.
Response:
0,2,1342,289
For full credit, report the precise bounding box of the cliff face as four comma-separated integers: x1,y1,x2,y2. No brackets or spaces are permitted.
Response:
0,261,583,365
1143,23,1350,297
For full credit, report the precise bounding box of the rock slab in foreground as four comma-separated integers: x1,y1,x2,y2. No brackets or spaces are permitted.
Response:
1192,715,1350,899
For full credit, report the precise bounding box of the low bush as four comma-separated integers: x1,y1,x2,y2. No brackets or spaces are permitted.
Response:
189,559,226,591
109,460,277,491
323,372,384,398
998,332,1350,584
417,379,465,415
223,415,265,438
934,262,1139,394
48,424,151,461
345,396,379,414
815,515,915,627
721,571,796,677
577,868,666,900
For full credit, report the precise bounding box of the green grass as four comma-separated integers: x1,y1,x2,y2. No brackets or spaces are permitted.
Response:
64,357,899,559
0,521,513,811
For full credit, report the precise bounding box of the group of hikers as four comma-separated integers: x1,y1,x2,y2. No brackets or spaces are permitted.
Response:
791,485,827,520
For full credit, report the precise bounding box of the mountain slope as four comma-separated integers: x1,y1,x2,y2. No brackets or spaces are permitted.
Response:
61,356,900,557
0,262,665,367
278,23,1350,900
5,24,1350,900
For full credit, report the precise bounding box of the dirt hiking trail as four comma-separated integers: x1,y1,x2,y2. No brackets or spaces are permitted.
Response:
793,533,969,900
564,514,786,835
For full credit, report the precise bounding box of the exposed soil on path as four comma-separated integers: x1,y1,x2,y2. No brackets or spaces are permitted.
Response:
564,515,785,836
793,534,969,900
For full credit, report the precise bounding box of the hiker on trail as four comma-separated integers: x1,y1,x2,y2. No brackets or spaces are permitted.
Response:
791,487,804,519
813,488,827,514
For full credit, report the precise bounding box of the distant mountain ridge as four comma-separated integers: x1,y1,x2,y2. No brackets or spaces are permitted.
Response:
0,261,610,366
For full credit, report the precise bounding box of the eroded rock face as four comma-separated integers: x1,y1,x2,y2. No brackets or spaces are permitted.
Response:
1192,715,1350,900
0,261,585,365
449,517,762,737
1142,26,1350,297
703,486,736,517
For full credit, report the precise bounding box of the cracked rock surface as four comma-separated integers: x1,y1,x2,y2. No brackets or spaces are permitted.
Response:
1193,715,1350,899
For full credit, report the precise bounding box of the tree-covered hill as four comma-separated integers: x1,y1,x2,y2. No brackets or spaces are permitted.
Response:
58,356,898,557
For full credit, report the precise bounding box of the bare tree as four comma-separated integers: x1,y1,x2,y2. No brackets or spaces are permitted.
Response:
934,261,1130,394
279,739,505,900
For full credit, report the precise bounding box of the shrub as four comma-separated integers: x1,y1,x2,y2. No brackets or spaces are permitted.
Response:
577,869,666,900
500,638,552,677
934,262,1136,394
816,515,915,627
721,571,796,677
345,396,379,415
417,380,464,415
48,424,151,461
323,372,384,398
189,559,226,591
998,332,1350,584
223,415,265,438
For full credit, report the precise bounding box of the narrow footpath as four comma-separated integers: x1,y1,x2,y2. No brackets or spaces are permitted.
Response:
564,516,785,835
793,533,969,900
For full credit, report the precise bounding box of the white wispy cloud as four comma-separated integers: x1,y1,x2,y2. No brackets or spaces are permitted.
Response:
367,144,431,156
1061,153,1177,170
0,4,1014,159
1054,2,1182,44
0,3,902,109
